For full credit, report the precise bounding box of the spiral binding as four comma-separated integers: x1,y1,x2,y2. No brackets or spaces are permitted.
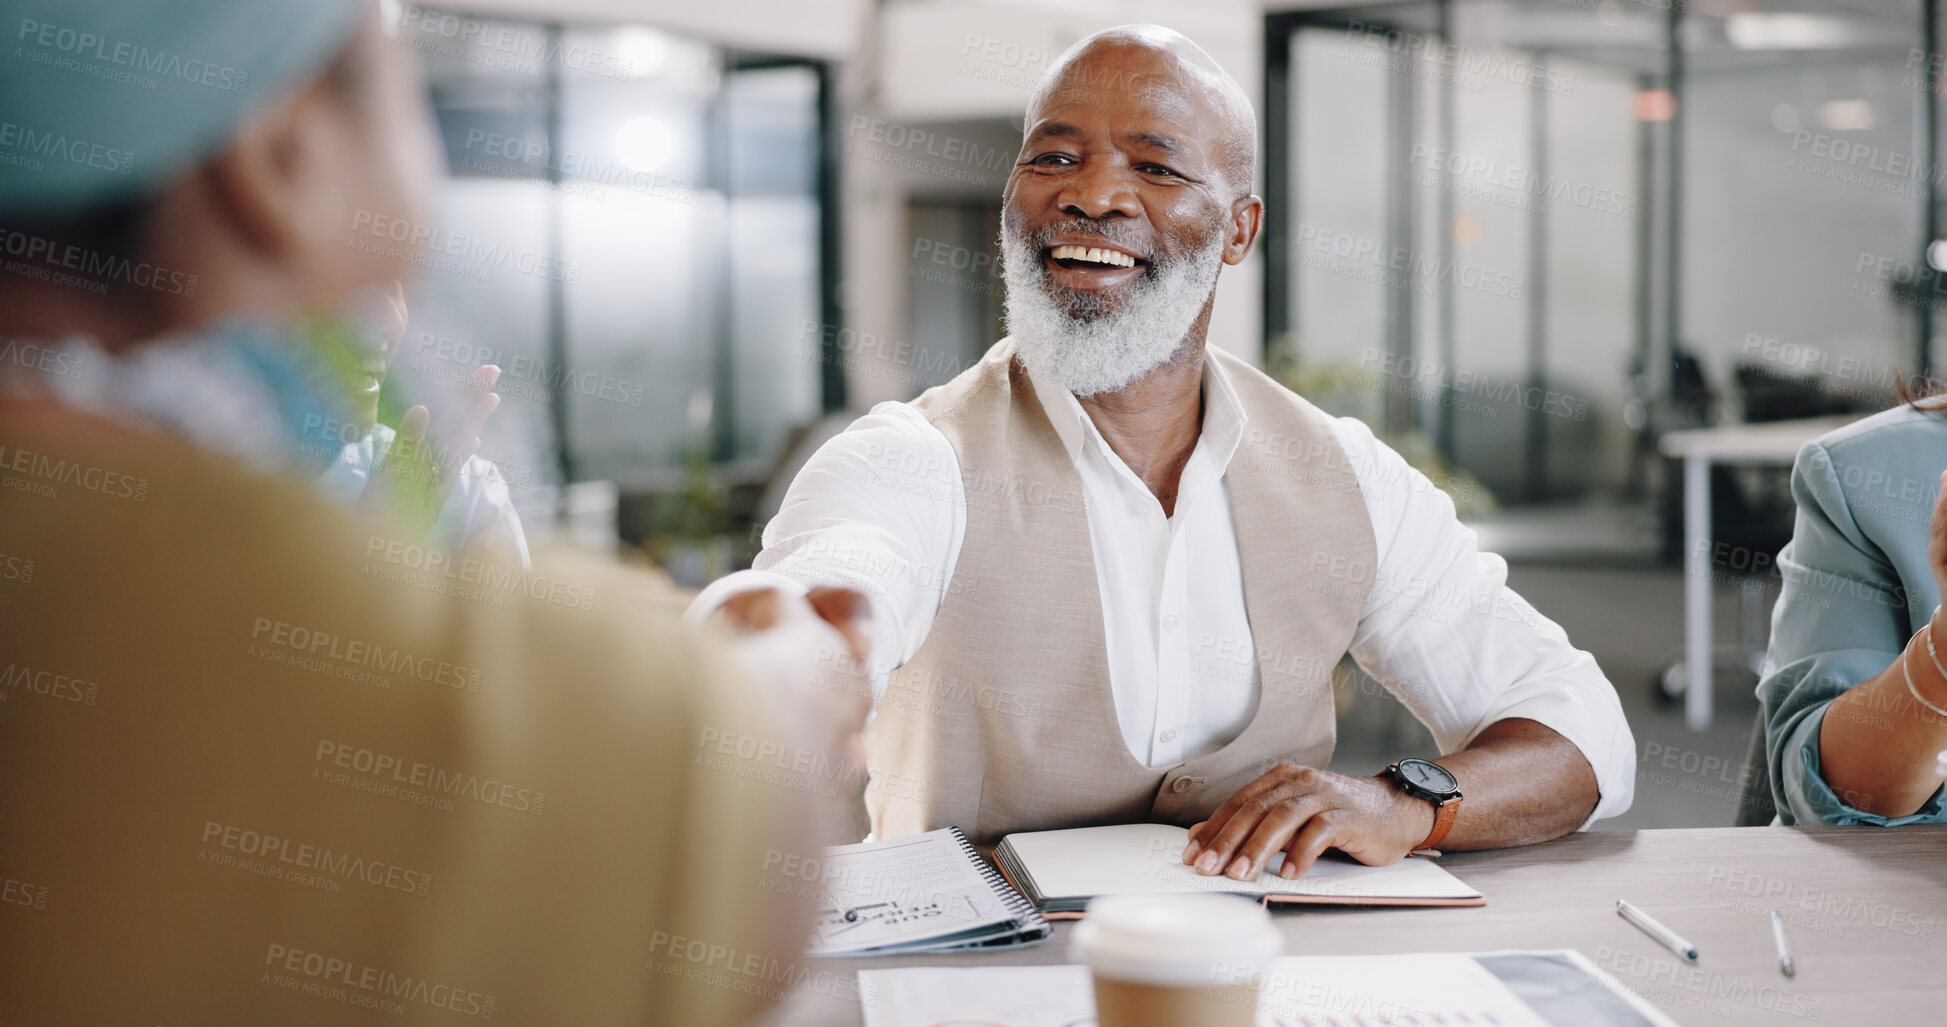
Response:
952,827,1052,942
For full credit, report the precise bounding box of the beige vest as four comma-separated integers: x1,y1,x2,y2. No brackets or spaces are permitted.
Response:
865,340,1377,845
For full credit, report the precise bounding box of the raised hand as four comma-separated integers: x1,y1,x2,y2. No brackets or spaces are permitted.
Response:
358,362,501,540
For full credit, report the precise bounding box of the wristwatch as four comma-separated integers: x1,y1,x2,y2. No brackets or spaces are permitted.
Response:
1384,758,1462,850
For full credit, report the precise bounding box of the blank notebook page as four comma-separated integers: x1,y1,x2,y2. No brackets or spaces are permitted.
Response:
1004,823,1481,902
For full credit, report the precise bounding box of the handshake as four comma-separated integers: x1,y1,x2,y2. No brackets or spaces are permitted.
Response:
705,586,877,812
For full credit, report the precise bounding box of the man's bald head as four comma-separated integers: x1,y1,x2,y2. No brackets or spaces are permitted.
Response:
1025,25,1258,199
1001,24,1266,396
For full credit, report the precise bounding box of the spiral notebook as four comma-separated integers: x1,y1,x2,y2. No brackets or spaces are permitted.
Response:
803,827,1051,957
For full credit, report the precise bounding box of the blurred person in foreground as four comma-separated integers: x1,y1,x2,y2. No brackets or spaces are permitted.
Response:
691,25,1634,877
0,1,865,1023
1759,390,1947,826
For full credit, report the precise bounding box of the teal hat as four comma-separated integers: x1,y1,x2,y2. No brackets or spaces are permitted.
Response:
0,0,364,218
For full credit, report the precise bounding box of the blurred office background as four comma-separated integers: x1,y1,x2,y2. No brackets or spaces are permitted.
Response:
383,0,1943,829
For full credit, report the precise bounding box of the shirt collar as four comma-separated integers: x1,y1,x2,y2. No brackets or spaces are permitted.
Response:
1023,343,1250,473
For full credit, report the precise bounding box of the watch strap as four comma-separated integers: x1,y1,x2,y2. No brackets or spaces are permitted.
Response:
1382,760,1460,851
1420,794,1459,850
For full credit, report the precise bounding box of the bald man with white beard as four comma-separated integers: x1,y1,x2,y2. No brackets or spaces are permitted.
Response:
692,25,1635,881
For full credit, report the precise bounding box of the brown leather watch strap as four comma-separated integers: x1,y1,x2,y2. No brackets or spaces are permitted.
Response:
1420,796,1460,850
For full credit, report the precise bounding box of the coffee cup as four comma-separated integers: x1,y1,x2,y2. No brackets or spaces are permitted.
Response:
1071,893,1283,1027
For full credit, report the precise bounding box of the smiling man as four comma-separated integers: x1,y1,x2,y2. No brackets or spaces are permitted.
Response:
693,25,1634,878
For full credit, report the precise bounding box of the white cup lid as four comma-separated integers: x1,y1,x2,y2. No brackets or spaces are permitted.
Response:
1070,893,1284,987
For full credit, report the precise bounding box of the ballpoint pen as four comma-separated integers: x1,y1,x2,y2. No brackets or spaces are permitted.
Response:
1617,899,1700,963
1770,910,1796,977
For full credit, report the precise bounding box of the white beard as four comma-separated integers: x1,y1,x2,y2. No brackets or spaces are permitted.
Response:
1000,225,1225,397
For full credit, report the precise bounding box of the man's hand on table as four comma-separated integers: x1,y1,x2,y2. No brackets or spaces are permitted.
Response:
1182,763,1435,881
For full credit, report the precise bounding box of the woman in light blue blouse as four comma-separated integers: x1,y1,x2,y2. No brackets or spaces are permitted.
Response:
1760,401,1947,825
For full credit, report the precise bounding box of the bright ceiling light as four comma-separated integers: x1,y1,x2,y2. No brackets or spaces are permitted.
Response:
613,26,671,79
1818,100,1877,132
1725,14,1851,51
615,117,674,173
1927,240,1947,273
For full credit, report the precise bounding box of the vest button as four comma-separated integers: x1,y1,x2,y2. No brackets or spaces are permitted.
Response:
1170,776,1193,793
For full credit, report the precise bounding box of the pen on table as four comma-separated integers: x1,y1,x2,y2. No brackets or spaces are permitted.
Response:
1770,909,1795,977
1616,899,1699,963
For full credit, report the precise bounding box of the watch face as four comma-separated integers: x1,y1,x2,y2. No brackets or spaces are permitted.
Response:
1398,758,1458,796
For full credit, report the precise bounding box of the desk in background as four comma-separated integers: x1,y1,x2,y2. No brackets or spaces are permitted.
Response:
763,825,1947,1026
1659,417,1858,730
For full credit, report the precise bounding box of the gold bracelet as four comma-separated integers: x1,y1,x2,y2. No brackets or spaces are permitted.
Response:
1929,612,1947,684
1904,637,1947,720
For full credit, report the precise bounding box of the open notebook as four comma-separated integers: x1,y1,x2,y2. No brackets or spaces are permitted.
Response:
995,823,1483,914
804,828,1051,956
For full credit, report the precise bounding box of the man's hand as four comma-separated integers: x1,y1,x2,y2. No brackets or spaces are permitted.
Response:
719,585,872,665
1181,763,1435,881
712,586,875,785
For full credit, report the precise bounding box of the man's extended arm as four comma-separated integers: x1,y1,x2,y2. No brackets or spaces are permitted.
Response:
1187,419,1632,878
685,403,967,695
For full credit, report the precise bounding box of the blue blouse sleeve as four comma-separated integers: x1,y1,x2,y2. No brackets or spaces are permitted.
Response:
1758,438,1947,825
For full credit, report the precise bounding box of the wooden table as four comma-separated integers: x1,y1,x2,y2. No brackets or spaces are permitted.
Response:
759,826,1947,1025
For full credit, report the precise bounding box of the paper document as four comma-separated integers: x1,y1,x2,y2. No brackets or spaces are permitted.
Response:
1251,951,1680,1026
858,951,1681,1027
859,965,1094,1027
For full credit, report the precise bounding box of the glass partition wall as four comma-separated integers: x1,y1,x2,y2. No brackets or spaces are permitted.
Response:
1266,0,1935,507
398,10,837,499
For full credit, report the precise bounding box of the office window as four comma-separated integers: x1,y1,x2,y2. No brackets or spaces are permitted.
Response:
1268,1,1935,503
1681,2,1926,407
399,11,830,490
1270,1,1654,503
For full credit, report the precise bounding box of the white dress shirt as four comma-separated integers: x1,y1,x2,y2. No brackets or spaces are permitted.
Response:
690,350,1634,825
